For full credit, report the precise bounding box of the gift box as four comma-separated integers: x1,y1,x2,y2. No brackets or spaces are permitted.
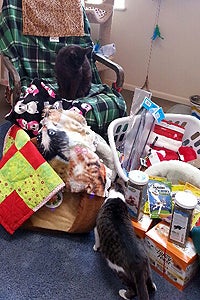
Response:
145,222,199,290
131,214,153,238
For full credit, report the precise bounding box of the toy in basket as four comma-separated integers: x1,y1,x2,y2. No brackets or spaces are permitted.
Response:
108,113,200,183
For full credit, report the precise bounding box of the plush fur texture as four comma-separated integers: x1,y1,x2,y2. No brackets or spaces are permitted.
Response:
55,45,92,100
93,186,156,300
95,132,115,172
36,109,112,197
37,108,115,174
145,160,200,188
37,125,70,162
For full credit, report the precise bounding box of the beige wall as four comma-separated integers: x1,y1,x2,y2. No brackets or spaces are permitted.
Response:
1,0,199,104
105,0,200,104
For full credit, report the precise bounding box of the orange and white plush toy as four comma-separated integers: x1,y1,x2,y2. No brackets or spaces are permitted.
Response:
37,108,115,197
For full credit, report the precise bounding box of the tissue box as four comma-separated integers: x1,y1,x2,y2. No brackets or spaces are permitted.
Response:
131,214,153,238
145,222,199,290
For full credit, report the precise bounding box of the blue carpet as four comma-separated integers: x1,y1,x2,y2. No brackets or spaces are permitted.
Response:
0,226,200,300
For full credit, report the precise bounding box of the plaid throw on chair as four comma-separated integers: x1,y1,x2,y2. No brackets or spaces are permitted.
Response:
0,0,127,139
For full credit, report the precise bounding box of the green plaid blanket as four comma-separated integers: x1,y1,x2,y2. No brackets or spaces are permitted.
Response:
0,0,127,139
0,0,100,88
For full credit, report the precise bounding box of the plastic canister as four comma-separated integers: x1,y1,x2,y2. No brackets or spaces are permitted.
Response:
125,170,149,220
168,191,197,247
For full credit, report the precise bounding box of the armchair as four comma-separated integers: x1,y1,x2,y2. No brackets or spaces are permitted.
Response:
0,0,126,140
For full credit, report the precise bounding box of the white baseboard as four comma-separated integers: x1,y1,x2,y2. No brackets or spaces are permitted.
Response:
105,79,190,106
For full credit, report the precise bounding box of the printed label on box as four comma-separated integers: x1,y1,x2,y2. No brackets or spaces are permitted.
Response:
145,222,199,290
148,179,172,219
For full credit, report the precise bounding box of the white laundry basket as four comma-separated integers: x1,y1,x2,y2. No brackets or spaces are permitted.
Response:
108,114,200,182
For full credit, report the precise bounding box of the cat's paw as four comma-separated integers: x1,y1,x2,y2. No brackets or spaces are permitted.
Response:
152,282,157,292
93,244,99,251
119,289,129,300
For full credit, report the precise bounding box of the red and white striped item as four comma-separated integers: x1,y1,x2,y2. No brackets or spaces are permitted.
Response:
145,145,179,167
147,119,185,152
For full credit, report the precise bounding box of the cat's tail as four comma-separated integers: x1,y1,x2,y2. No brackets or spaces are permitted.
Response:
134,272,150,300
133,267,156,300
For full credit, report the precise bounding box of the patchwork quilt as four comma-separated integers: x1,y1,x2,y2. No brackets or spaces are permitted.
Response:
0,125,65,234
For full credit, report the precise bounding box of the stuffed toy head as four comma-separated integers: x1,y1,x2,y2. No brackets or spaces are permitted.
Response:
37,121,70,162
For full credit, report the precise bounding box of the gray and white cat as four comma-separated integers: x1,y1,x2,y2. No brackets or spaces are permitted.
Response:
93,185,157,300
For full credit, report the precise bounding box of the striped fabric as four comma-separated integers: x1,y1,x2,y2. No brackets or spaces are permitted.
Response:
0,0,126,139
147,119,185,152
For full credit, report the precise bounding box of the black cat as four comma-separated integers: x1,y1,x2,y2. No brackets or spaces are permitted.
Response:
55,45,92,100
93,186,157,300
174,225,185,230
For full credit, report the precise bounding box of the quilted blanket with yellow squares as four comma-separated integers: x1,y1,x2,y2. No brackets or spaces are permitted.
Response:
0,124,65,234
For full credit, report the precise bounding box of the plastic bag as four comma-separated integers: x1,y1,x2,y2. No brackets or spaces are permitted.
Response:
122,88,165,172
122,108,155,172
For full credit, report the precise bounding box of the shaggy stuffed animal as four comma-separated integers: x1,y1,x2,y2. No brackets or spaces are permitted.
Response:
37,108,116,197
38,107,115,171
145,160,200,188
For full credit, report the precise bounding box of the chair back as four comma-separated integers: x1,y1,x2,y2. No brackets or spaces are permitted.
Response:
0,0,101,92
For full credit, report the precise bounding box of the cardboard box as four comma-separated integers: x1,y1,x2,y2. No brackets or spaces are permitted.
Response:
145,221,199,290
131,214,153,238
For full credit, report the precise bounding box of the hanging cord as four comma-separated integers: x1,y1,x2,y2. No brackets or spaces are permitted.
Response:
141,0,162,91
